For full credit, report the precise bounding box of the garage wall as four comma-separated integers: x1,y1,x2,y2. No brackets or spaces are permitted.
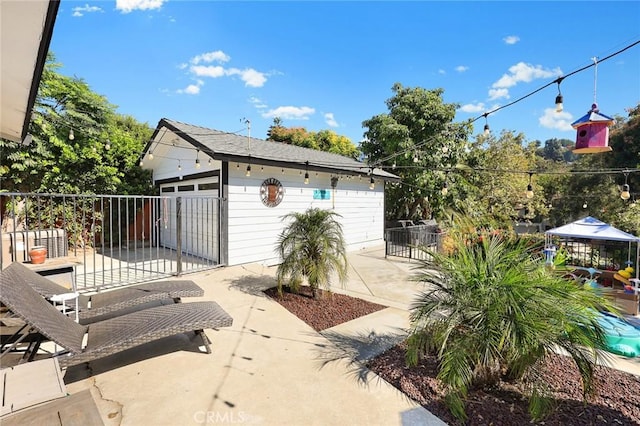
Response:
226,163,384,266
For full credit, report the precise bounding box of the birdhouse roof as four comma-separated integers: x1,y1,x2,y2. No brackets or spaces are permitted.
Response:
571,109,615,129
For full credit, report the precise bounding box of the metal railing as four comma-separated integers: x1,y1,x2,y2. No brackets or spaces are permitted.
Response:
1,193,224,291
385,225,444,260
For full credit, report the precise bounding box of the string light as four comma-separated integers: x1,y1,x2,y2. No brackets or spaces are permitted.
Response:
362,38,640,172
68,128,74,140
304,161,309,184
583,201,588,209
245,164,251,177
148,150,154,160
526,172,534,199
554,78,564,113
483,113,490,136
441,181,448,196
195,150,201,169
369,177,375,190
177,160,182,171
105,139,111,150
621,184,631,200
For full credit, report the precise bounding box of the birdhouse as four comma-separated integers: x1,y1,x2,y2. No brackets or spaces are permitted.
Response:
571,103,615,154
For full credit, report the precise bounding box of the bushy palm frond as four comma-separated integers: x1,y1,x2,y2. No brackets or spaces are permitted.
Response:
407,215,615,422
275,208,348,299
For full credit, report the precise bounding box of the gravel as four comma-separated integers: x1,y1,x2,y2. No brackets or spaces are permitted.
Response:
265,285,640,425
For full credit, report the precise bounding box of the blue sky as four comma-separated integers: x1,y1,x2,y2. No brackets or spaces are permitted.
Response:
50,1,640,147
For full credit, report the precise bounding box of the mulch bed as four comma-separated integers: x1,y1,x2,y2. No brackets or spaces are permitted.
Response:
368,343,640,425
263,285,387,331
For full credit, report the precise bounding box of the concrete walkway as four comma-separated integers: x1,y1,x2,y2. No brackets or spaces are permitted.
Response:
64,247,445,426
61,246,640,425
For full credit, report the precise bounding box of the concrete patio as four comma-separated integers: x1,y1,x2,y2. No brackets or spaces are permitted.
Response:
58,246,444,425
8,246,640,425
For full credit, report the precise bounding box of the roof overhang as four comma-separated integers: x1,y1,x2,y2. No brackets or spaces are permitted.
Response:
0,0,60,142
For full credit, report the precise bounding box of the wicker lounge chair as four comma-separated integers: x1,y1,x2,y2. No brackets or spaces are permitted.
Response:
0,264,233,368
5,262,204,323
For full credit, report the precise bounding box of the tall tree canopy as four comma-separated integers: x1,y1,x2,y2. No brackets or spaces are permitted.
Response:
461,130,545,227
0,53,153,195
266,119,359,159
360,83,471,221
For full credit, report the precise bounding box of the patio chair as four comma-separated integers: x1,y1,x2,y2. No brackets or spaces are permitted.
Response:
4,262,204,323
0,264,233,368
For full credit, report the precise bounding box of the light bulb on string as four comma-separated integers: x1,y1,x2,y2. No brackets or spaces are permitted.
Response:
245,164,251,177
208,158,212,165
525,172,534,199
177,160,182,171
195,150,201,169
68,129,74,140
621,184,631,200
620,171,631,200
139,159,144,167
583,201,588,209
105,139,111,150
369,177,375,190
304,161,309,184
148,150,154,160
441,181,448,196
554,78,564,113
483,113,490,136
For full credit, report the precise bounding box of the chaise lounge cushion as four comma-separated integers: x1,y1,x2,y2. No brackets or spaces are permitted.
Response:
6,262,204,322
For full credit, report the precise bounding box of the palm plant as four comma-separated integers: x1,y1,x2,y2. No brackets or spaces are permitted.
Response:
275,207,348,299
406,216,615,422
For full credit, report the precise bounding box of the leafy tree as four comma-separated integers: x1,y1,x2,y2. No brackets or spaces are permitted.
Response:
406,216,615,422
459,130,546,227
0,53,153,195
360,83,471,221
275,207,348,300
266,119,359,159
536,138,576,163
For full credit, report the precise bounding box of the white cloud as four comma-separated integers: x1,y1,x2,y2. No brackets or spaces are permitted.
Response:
488,88,510,101
116,0,164,13
72,4,103,17
176,80,204,95
249,97,267,109
503,35,520,45
438,69,446,75
227,68,267,88
324,113,338,127
539,108,574,131
455,65,469,73
492,62,562,89
191,51,230,65
180,51,269,91
262,106,315,120
190,65,226,78
459,103,485,113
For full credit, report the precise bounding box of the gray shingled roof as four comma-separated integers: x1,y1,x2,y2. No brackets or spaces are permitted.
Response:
147,118,399,180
